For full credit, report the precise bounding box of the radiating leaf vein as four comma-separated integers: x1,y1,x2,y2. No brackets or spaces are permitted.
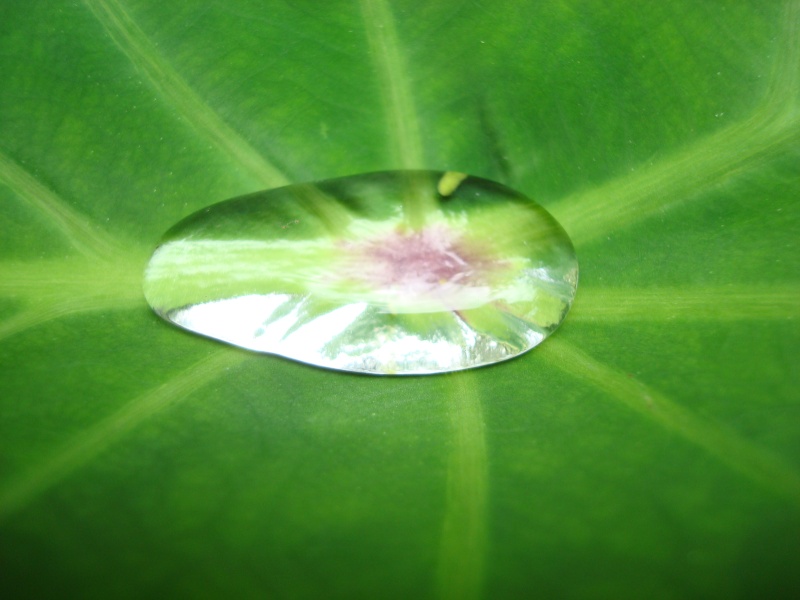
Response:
572,285,800,321
83,0,290,188
549,0,800,246
550,109,799,247
0,258,144,340
0,350,246,519
359,0,425,169
437,372,488,600
540,338,800,506
0,150,127,259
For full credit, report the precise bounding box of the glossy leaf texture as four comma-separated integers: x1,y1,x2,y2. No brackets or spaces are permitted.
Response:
1,1,799,598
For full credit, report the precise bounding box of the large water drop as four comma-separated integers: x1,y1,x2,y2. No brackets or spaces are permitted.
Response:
143,171,578,374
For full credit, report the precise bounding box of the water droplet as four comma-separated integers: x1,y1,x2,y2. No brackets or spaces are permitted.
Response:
143,171,578,375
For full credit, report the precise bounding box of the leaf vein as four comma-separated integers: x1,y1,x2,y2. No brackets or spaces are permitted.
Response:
549,0,800,246
359,0,424,169
572,285,800,321
0,151,126,259
540,338,800,506
0,350,246,519
83,0,290,188
437,372,488,600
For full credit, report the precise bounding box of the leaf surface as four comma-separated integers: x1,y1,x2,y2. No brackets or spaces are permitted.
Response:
1,1,799,598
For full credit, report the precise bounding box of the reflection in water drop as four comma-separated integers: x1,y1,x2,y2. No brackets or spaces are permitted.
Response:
143,170,578,374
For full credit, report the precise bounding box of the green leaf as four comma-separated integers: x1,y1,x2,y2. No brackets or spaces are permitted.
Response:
1,1,798,598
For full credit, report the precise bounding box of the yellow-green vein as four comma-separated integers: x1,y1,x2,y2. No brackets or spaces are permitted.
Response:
0,257,144,340
548,0,800,246
437,372,488,600
763,0,800,117
359,0,425,170
571,285,800,321
0,257,143,303
0,151,127,259
83,0,289,189
539,337,800,506
0,298,139,343
549,107,799,247
0,350,246,519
